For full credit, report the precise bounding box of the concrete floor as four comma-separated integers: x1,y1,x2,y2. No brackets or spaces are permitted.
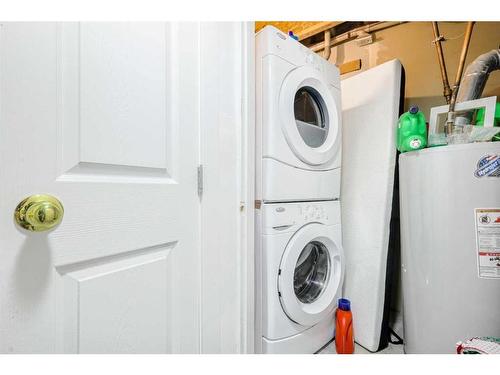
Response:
318,340,405,354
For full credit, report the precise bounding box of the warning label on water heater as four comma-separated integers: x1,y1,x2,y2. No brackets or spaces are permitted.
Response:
475,208,500,279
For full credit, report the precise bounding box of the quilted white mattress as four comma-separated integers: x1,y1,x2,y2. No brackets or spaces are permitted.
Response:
340,59,403,352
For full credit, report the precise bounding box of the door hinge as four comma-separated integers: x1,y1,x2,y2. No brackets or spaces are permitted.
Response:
197,164,203,197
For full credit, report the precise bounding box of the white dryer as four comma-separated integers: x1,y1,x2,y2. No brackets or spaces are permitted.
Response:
255,200,345,353
256,26,342,202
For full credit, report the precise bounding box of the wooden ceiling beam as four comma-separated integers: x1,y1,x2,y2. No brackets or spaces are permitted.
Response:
297,21,342,40
255,21,343,40
339,59,362,75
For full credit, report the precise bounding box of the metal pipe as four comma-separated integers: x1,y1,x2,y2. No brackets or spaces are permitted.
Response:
454,22,475,87
431,22,452,104
445,21,475,135
454,48,500,125
323,30,331,60
309,21,406,53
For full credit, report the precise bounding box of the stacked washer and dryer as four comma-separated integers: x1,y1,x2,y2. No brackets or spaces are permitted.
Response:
255,26,345,354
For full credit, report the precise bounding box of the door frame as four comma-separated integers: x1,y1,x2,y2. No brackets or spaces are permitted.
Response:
199,21,255,353
239,21,256,354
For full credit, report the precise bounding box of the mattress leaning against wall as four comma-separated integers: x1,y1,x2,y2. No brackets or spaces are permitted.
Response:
340,59,403,352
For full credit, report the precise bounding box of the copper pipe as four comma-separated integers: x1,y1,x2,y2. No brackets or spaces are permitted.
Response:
445,21,475,135
431,22,452,104
323,30,331,60
454,22,475,86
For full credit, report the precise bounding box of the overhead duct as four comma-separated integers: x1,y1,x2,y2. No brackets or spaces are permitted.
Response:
455,48,500,125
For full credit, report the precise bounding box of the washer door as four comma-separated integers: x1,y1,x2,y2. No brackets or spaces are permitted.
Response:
278,223,344,326
279,65,341,166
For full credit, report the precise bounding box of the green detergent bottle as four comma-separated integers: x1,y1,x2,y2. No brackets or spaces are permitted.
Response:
475,103,500,141
397,105,427,152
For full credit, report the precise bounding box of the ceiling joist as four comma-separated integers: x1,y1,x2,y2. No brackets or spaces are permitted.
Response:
255,21,342,40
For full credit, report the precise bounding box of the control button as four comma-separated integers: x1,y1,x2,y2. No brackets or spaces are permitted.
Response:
319,208,325,218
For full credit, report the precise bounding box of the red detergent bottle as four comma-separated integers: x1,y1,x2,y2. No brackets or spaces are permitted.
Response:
335,298,354,354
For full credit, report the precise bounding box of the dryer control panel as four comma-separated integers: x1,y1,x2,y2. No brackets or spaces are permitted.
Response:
261,200,341,235
255,25,340,86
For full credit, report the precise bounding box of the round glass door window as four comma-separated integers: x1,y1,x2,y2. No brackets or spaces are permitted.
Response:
294,241,330,304
294,87,329,148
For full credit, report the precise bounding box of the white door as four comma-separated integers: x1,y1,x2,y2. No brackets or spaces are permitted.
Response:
0,22,201,353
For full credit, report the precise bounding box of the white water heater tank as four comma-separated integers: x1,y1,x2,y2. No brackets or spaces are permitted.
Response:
399,142,500,353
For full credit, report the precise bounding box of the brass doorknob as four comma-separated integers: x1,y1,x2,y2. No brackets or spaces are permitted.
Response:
14,194,64,232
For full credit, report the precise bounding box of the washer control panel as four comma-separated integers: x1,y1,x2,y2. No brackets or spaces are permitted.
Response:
299,203,328,221
261,200,341,234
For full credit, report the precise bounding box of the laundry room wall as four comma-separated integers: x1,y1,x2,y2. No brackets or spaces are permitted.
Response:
324,21,500,328
327,21,500,119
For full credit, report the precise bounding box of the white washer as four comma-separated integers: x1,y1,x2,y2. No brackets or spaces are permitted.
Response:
255,200,345,353
256,26,342,202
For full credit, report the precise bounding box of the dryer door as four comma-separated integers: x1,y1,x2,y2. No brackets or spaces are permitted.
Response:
279,65,341,166
278,223,344,326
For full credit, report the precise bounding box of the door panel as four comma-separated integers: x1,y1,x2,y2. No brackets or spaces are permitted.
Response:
59,23,172,172
0,22,200,353
57,22,174,182
57,245,172,353
79,23,168,169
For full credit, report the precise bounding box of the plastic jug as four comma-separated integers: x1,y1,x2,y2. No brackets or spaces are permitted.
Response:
476,103,500,141
335,298,354,354
397,105,427,152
